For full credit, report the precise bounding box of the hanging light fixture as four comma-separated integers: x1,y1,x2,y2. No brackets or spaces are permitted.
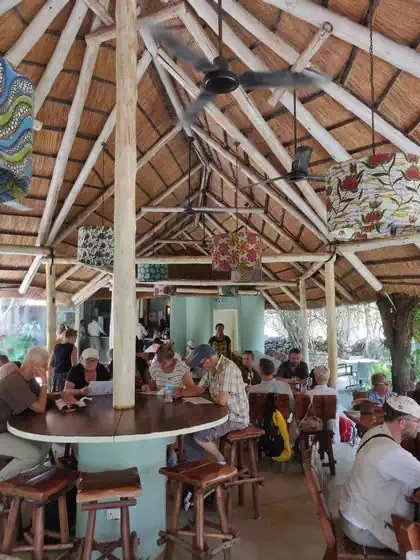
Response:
77,145,114,268
327,0,420,241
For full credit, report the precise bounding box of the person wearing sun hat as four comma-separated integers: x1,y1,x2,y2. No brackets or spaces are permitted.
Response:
339,395,420,553
63,347,111,398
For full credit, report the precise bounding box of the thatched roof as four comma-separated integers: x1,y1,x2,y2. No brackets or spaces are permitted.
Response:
0,0,419,309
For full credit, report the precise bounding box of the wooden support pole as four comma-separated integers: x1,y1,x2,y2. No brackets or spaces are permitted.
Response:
325,258,337,389
113,0,137,410
46,263,56,359
82,0,113,24
342,252,383,292
261,290,280,310
299,278,309,367
268,22,333,106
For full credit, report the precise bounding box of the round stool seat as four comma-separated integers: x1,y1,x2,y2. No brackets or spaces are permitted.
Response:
0,465,78,503
159,460,237,489
225,426,265,443
77,467,141,503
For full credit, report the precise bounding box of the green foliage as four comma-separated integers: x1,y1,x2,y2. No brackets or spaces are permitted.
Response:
0,321,40,362
414,308,420,343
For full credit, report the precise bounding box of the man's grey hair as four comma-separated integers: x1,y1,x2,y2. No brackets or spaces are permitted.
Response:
314,365,330,385
23,346,49,365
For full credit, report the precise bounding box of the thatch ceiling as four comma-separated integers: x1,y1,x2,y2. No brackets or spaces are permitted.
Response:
0,0,419,309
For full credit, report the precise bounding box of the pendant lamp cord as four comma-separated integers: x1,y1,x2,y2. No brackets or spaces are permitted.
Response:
188,137,193,203
218,0,223,59
235,144,239,232
293,87,297,158
368,0,376,155
101,143,106,227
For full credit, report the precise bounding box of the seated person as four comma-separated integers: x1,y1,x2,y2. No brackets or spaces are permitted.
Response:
144,343,194,391
249,358,294,408
175,345,249,464
352,373,397,407
307,366,337,396
240,351,260,386
339,396,420,553
0,347,50,480
0,354,9,367
63,348,111,397
277,348,309,384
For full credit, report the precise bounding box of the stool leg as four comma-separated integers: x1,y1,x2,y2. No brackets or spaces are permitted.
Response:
32,504,44,560
238,442,245,507
1,497,21,553
58,494,69,544
249,440,261,520
82,507,97,560
215,486,231,560
121,500,132,560
193,490,205,555
164,481,182,560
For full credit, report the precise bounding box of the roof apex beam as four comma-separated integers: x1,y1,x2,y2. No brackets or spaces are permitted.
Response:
211,0,420,156
0,0,21,17
263,0,420,79
82,0,113,25
342,252,383,292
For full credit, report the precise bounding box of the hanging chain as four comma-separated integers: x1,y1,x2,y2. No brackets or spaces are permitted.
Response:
101,143,106,227
218,0,223,59
368,0,376,155
293,87,298,158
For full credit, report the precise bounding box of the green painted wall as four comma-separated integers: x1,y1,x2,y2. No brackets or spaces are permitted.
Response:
170,294,265,355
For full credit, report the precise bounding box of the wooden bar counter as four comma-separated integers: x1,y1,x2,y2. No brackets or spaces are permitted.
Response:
8,394,228,559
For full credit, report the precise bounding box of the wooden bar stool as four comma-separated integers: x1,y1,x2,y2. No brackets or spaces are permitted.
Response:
220,427,265,520
158,460,239,559
0,465,78,560
76,467,141,560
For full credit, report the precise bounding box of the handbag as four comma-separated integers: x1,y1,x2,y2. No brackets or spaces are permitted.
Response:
299,395,323,432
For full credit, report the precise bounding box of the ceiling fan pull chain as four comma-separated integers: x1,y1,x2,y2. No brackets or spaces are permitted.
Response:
218,0,223,59
368,0,376,155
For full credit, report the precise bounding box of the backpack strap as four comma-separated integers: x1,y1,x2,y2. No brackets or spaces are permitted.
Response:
356,433,395,455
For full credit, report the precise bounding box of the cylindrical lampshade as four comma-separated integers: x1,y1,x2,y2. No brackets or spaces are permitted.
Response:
327,153,420,240
77,226,114,268
217,286,239,297
153,284,176,297
212,232,262,271
137,264,168,282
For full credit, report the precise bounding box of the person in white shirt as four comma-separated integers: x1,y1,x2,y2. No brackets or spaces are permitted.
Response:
87,319,106,352
307,366,337,396
249,358,294,409
339,396,420,552
136,318,148,352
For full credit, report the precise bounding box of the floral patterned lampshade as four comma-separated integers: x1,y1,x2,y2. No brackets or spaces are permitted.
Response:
137,264,169,282
77,226,114,268
212,232,262,272
153,284,176,297
327,153,420,240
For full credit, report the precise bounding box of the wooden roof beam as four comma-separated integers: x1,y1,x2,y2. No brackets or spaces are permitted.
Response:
0,0,20,17
181,8,328,223
263,0,420,79
0,245,50,256
136,253,330,264
342,252,383,292
188,0,350,163
53,124,182,246
212,0,420,156
194,169,209,227
34,0,88,116
46,51,152,246
5,0,70,66
82,0,113,25
72,273,111,306
339,234,420,253
268,22,333,107
193,125,328,241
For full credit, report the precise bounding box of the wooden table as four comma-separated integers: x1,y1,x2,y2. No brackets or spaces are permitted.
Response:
8,395,228,559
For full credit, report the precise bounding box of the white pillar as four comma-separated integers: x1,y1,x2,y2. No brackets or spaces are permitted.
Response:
109,289,115,350
113,0,137,409
325,258,337,388
46,263,56,390
299,278,309,368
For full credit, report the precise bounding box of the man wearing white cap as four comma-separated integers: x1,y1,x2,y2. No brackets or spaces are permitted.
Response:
63,348,111,397
339,396,420,552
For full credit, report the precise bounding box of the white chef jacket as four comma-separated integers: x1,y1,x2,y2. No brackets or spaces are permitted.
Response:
339,423,420,552
87,321,105,337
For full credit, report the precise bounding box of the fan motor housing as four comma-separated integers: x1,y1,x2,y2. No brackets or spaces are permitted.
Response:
204,69,239,94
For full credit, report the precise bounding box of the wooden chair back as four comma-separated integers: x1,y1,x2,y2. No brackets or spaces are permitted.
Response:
249,393,290,426
392,514,420,559
302,455,336,553
353,391,368,401
295,394,337,427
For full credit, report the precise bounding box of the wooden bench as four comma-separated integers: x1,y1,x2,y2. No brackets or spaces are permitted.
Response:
392,514,420,559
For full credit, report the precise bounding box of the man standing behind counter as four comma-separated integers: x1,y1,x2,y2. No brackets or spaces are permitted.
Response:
0,347,50,480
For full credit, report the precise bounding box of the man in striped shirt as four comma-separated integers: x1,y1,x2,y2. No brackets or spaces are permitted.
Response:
175,345,249,463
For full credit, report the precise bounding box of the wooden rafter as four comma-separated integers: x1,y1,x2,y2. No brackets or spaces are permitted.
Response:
0,0,20,17
82,0,113,24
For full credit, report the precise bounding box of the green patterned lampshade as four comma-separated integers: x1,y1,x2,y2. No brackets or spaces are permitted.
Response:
327,153,420,240
77,227,114,268
137,264,169,282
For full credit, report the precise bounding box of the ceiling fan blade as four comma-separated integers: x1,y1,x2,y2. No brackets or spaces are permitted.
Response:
151,27,216,73
304,175,326,182
181,90,216,129
238,69,331,91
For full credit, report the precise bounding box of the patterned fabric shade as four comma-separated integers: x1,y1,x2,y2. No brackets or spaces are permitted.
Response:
137,264,168,282
0,57,33,207
212,232,262,272
327,153,420,240
231,265,262,282
77,227,114,268
217,286,239,297
153,284,176,297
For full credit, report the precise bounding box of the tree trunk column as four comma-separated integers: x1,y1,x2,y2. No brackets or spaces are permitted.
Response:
46,262,56,391
325,258,337,388
113,0,137,409
299,278,309,368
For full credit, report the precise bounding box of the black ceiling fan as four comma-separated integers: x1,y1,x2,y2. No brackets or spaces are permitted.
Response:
151,0,330,129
